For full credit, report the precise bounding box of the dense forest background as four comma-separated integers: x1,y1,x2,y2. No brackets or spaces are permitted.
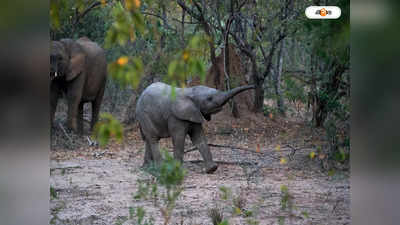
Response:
51,0,349,156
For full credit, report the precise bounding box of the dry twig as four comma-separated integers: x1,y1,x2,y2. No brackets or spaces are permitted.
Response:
58,122,74,145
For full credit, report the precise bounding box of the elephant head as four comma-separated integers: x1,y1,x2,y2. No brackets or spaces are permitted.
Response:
172,84,255,123
50,39,86,81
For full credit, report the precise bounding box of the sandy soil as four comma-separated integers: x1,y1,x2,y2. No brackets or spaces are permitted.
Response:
50,108,350,225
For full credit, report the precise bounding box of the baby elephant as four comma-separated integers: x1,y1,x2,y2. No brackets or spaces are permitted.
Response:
136,82,254,173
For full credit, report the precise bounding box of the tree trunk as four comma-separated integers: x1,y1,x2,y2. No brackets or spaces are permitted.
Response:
275,39,285,115
223,18,239,118
180,6,185,48
251,55,264,112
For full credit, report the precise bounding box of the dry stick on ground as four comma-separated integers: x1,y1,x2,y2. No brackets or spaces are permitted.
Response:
58,122,74,145
185,143,280,160
188,160,253,166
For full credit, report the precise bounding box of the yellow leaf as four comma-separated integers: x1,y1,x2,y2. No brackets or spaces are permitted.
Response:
180,82,186,89
280,157,287,164
117,56,129,66
234,207,241,215
126,0,141,10
310,151,316,159
134,0,141,8
182,50,190,61
275,145,281,151
129,28,136,42
100,0,106,7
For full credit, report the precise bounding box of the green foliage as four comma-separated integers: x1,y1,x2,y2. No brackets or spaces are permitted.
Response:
50,186,57,199
50,0,113,42
50,0,66,30
218,220,229,225
283,77,306,105
219,186,232,200
303,0,350,64
262,105,279,118
92,113,123,147
215,186,260,223
130,150,186,224
105,1,145,48
232,195,247,215
115,216,128,225
208,207,224,225
246,218,259,225
301,211,309,219
280,185,290,210
131,206,152,225
165,34,208,88
278,216,285,225
108,56,143,88
156,150,186,188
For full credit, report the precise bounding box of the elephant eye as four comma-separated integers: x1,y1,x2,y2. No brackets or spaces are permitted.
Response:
207,96,213,101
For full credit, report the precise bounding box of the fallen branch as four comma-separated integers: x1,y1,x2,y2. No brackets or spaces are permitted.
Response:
286,144,298,161
188,160,254,166
185,143,280,160
58,122,74,145
86,136,97,146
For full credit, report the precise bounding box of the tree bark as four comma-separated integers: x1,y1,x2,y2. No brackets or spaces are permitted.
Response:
177,0,222,88
275,39,285,115
251,55,264,113
223,16,239,117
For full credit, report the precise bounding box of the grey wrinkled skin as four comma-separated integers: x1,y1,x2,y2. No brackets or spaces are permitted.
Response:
135,82,254,173
50,37,107,134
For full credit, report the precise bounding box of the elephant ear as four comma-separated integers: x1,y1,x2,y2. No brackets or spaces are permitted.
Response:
61,39,86,81
66,51,85,81
171,97,205,124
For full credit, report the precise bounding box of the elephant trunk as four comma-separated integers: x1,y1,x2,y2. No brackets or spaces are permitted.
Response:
217,85,255,106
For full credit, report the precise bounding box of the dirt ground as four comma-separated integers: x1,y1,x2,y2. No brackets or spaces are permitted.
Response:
50,101,350,225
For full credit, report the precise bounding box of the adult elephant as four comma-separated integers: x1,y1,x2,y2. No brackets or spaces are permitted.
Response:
50,37,107,134
136,82,255,173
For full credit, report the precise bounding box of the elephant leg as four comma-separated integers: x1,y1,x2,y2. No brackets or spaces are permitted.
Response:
171,128,187,163
145,138,162,165
50,84,60,128
66,78,84,133
78,102,84,135
189,124,218,173
66,97,80,132
143,140,154,167
91,84,105,131
67,85,82,132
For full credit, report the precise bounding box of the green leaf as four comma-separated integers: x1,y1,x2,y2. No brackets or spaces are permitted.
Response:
301,211,309,218
168,60,178,77
218,220,229,225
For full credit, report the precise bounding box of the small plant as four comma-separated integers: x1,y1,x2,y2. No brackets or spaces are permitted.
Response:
130,149,186,225
232,195,247,215
218,220,229,225
92,113,123,147
50,186,57,199
280,185,290,210
219,186,232,200
208,207,224,225
262,105,279,118
246,218,259,225
215,186,260,224
115,216,128,225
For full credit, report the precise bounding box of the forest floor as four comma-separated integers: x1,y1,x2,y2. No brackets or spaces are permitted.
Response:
50,100,350,225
